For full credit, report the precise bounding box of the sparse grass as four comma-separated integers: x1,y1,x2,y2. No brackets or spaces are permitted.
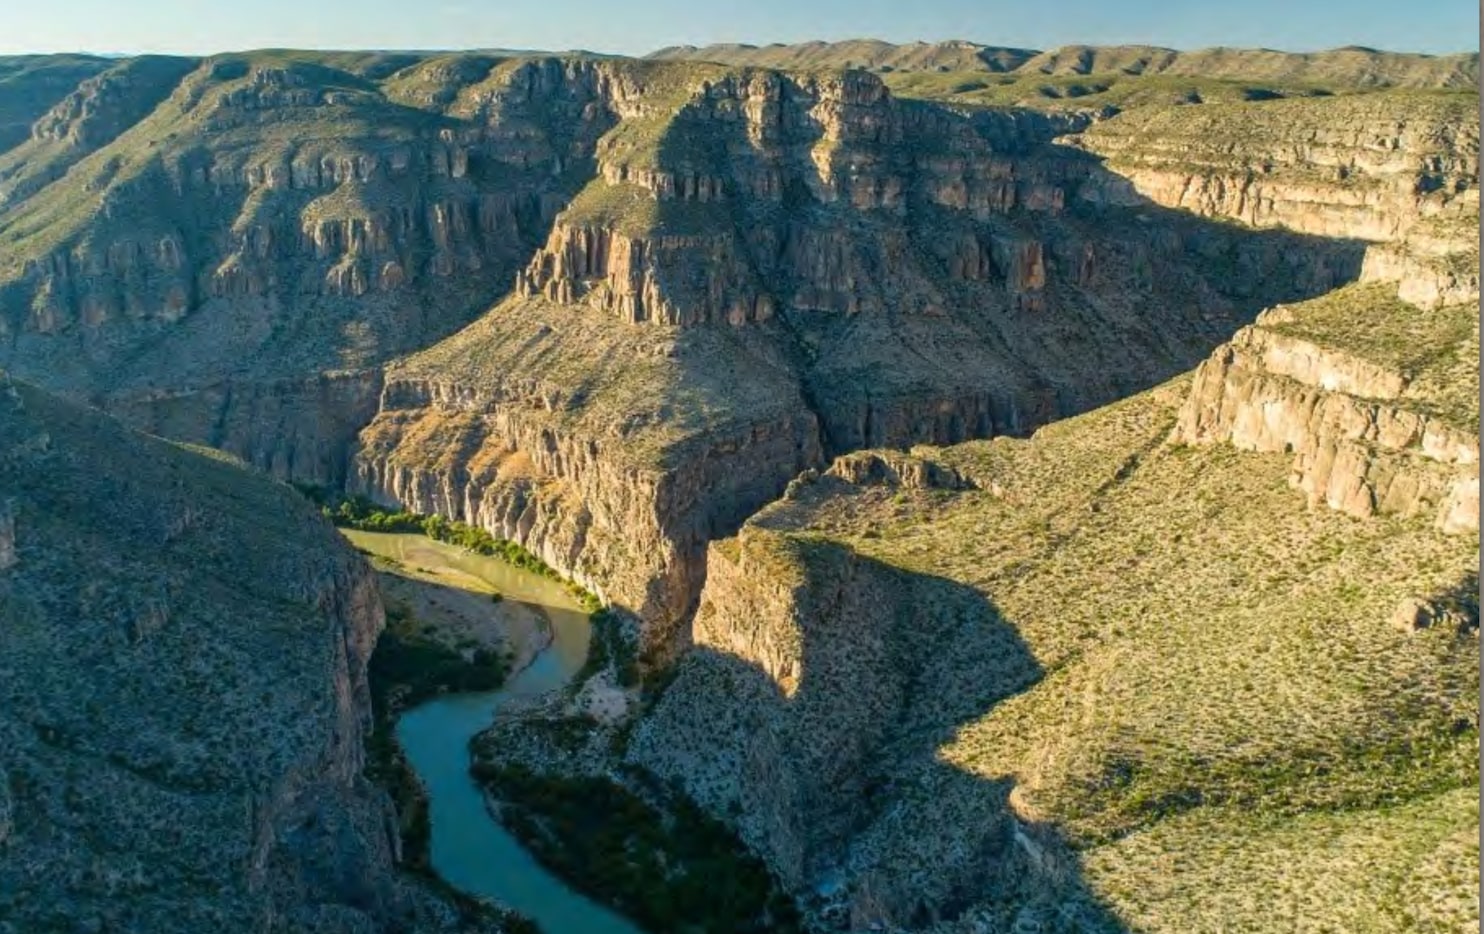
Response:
724,374,1478,930
1072,89,1479,190
383,297,810,470
886,70,1351,111
1263,282,1471,374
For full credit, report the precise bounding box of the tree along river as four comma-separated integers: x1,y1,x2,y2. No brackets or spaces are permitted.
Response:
344,531,642,934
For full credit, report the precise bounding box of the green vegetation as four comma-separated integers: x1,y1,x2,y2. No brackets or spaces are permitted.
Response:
1074,88,1479,187
472,763,801,933
303,489,638,690
651,41,1479,91
730,377,1478,928
0,54,112,149
572,608,640,689
885,69,1347,111
371,597,509,708
319,493,603,611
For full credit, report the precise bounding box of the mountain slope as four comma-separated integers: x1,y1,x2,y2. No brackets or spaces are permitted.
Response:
630,276,1481,928
0,376,493,932
0,48,1474,657
650,40,1480,89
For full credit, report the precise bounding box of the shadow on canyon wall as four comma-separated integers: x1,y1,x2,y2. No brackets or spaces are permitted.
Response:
638,538,1133,931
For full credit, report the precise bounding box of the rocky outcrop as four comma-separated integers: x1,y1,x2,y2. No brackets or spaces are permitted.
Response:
0,54,625,455
1073,92,1479,243
0,50,1451,659
629,517,1082,931
631,363,1480,932
1172,319,1479,531
0,378,493,932
825,449,973,490
345,62,1372,649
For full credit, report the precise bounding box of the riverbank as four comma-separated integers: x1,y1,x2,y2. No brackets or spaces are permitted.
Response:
347,525,642,934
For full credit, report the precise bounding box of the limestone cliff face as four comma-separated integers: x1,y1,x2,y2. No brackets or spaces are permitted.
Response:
347,64,1373,647
109,369,385,487
0,54,621,465
1172,316,1478,532
353,372,825,652
0,379,490,932
633,360,1481,933
629,520,1049,928
0,52,1461,657
512,71,1104,329
1073,92,1479,243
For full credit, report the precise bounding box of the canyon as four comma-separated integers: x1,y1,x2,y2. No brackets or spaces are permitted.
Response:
0,38,1478,933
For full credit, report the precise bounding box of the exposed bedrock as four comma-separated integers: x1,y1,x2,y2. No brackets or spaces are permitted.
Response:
628,528,1060,929
352,371,826,654
3,55,1455,652
349,68,1374,646
107,369,385,487
1173,322,1479,532
1072,92,1479,243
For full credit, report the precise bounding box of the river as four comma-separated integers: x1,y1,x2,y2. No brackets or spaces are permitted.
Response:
344,531,643,934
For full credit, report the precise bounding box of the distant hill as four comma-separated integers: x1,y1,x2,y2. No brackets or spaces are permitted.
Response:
0,54,113,150
649,39,1480,89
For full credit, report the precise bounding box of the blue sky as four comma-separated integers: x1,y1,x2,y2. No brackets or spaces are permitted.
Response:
1,0,1477,56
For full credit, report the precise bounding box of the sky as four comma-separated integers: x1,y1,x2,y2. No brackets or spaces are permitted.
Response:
0,0,1477,57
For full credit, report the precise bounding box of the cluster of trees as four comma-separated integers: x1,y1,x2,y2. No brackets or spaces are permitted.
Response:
314,492,606,613
573,609,640,689
372,600,509,710
471,763,802,933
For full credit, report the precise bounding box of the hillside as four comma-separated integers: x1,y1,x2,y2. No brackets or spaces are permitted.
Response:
630,276,1480,929
650,39,1480,90
0,36,1476,934
0,49,1472,655
0,376,502,932
0,54,113,152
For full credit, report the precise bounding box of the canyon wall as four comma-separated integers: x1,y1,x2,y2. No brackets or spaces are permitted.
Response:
0,378,492,932
0,53,1469,652
350,63,1371,647
1172,303,1479,534
632,318,1480,929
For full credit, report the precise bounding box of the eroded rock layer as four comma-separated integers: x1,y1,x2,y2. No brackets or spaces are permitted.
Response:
349,64,1379,647
0,51,1474,651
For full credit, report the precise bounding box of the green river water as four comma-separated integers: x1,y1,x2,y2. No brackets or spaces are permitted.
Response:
344,531,642,934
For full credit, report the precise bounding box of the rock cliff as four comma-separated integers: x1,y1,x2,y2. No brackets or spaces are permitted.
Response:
1071,91,1479,243
1172,282,1478,533
632,368,1479,931
0,377,495,932
0,50,1470,656
351,63,1369,648
0,53,620,465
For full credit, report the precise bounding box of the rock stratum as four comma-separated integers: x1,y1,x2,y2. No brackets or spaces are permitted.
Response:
0,378,496,932
0,51,1474,654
